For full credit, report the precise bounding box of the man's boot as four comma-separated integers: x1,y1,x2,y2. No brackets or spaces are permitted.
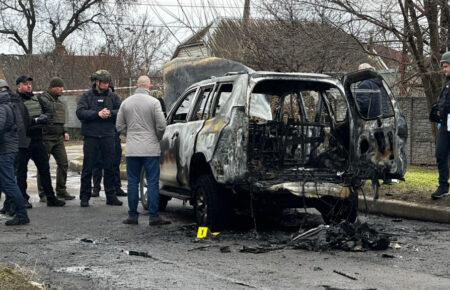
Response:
24,199,32,209
5,215,30,226
47,196,66,207
91,189,100,197
39,194,47,203
431,185,449,200
80,199,89,207
116,188,127,197
106,195,123,206
57,190,75,200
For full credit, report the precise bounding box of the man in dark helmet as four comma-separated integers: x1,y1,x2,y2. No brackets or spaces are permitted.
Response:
430,51,450,200
76,70,123,207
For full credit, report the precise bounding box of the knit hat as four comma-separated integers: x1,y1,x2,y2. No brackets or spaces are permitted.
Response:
0,79,9,89
441,51,450,65
49,77,65,88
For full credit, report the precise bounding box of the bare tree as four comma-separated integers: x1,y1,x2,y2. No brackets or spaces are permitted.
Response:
303,0,450,111
0,0,132,54
100,13,171,78
0,0,36,54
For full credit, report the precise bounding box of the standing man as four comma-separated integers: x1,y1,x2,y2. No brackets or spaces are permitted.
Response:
430,52,450,199
0,79,30,225
91,131,127,198
117,76,169,225
37,77,74,201
76,70,123,207
16,75,66,207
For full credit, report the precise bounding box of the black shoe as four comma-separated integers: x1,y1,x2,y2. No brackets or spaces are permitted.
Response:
431,186,449,200
116,188,127,197
24,200,32,209
47,197,66,207
57,191,75,200
80,200,89,207
6,207,15,217
5,215,30,226
91,190,100,197
0,206,6,214
123,217,138,225
39,195,47,203
106,197,123,206
149,217,171,226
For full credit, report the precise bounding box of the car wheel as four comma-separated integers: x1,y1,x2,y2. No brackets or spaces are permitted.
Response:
193,174,230,231
139,168,171,211
316,189,358,224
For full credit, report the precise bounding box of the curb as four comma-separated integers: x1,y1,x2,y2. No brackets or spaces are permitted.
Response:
69,159,450,224
69,160,128,180
358,197,450,224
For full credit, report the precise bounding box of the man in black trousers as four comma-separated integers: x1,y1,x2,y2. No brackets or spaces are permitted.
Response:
76,70,123,207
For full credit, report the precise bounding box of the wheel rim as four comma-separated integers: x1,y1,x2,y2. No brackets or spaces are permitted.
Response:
195,187,207,225
140,170,149,210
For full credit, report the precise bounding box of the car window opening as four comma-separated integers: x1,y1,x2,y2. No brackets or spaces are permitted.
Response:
248,79,350,179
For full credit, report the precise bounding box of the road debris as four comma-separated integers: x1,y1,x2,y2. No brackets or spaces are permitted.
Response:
381,254,395,259
333,270,358,280
80,238,96,244
220,246,231,253
240,245,285,254
125,250,156,260
292,221,390,251
188,245,217,252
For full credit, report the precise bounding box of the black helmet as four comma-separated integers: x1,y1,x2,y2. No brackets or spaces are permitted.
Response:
91,70,112,83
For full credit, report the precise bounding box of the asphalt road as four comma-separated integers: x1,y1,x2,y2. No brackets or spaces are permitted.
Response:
0,149,450,289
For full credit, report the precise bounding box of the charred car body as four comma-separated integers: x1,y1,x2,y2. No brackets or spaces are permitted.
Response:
140,58,408,230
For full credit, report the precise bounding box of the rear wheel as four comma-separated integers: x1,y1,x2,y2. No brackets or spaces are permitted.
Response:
192,174,231,231
315,188,358,224
139,168,171,211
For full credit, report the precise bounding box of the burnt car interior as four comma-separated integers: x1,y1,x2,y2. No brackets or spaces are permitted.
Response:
248,79,350,180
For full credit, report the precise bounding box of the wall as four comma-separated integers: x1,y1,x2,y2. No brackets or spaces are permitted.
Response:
397,96,436,165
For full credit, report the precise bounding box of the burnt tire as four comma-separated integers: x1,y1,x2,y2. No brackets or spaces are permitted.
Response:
316,190,358,224
193,174,231,231
139,168,171,211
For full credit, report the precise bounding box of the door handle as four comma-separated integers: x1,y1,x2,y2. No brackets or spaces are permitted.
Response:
172,132,179,140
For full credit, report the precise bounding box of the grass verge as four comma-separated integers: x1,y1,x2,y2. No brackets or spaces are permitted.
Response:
363,165,450,206
0,265,43,290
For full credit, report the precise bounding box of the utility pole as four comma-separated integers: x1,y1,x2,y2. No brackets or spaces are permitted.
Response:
243,0,250,22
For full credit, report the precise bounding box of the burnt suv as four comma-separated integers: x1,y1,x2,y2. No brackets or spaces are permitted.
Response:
140,68,407,230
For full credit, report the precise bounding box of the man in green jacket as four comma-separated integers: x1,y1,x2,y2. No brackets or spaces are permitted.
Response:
37,77,74,201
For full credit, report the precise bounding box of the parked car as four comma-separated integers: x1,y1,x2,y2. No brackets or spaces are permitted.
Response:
140,68,407,230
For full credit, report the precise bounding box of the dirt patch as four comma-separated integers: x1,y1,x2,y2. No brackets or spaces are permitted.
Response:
0,265,43,290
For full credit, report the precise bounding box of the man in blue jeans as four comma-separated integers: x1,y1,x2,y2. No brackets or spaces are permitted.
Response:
0,79,29,225
116,75,169,225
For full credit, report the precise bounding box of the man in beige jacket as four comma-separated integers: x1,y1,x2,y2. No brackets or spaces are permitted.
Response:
116,76,169,225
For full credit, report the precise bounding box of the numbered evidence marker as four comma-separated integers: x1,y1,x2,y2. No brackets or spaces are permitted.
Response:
196,227,220,239
197,227,209,239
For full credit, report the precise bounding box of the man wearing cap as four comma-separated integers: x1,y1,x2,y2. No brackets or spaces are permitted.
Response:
76,70,123,207
0,79,30,225
430,52,450,199
15,75,66,208
36,77,74,201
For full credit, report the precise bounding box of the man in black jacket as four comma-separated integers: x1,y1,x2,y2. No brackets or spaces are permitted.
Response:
0,79,30,225
15,75,66,207
431,52,450,199
76,70,123,207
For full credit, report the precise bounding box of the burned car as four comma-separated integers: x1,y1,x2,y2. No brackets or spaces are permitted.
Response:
140,59,407,230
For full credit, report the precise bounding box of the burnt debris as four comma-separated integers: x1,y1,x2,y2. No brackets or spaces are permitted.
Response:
292,221,390,252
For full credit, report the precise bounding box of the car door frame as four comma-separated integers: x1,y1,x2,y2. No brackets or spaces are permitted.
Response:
342,69,407,180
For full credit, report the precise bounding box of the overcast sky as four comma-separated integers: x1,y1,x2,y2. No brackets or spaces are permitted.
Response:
0,0,257,55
